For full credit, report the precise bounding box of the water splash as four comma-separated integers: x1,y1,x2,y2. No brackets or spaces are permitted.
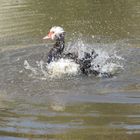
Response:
47,59,80,77
24,59,80,79
24,38,124,79
90,48,124,76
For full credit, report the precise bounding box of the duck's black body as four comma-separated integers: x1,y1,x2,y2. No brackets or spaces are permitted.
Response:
47,38,65,63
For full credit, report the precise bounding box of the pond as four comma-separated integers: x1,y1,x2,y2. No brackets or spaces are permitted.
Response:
0,0,140,139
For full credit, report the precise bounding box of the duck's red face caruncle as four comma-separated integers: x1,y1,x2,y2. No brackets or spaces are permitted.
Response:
43,31,54,40
43,26,65,41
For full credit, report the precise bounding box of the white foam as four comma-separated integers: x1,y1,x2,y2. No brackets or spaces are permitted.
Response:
100,63,123,75
47,58,80,77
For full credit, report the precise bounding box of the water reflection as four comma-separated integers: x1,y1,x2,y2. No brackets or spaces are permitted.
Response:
0,98,140,139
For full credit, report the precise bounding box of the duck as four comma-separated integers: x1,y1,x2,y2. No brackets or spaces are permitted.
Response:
43,26,99,75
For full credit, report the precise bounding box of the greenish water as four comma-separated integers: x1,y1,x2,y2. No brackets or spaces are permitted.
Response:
0,0,140,140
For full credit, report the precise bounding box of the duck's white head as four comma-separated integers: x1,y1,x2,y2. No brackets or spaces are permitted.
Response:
43,26,65,40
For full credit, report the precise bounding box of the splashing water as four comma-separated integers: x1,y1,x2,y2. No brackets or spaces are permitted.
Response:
24,38,124,79
47,59,80,77
91,48,124,76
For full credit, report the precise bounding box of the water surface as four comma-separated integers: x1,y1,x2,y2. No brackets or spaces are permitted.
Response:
0,0,140,140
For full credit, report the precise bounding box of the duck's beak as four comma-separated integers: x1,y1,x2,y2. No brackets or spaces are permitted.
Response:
43,32,53,40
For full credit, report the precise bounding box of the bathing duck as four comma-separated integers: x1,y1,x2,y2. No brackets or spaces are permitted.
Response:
43,26,99,75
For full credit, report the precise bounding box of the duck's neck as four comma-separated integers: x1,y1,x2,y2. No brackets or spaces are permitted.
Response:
55,37,65,53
